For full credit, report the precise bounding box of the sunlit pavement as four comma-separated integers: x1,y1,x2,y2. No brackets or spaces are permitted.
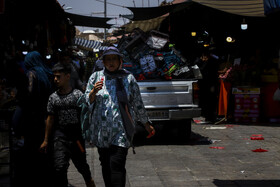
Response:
68,120,280,187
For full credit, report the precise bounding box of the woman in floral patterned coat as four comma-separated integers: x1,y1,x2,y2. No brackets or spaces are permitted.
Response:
85,46,155,187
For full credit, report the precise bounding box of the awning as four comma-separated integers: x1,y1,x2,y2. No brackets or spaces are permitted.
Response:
193,0,266,17
125,1,190,21
125,0,268,21
124,15,168,32
65,12,112,28
74,37,108,51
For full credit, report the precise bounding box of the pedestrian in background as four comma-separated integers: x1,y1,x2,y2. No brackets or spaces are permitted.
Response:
196,50,219,123
216,62,233,124
93,49,104,72
39,62,96,187
85,46,155,187
20,51,54,187
84,51,96,83
59,50,85,92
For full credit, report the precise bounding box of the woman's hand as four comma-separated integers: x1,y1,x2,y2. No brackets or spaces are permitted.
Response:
89,80,103,103
92,80,104,93
145,122,155,138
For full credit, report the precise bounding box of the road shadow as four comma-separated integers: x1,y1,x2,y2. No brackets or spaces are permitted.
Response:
213,179,280,187
133,124,212,146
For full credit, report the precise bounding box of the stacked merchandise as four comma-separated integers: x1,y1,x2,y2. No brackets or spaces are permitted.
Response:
118,29,196,81
232,87,261,123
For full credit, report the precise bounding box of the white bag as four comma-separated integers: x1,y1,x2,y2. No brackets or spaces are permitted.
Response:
273,88,280,101
146,36,168,50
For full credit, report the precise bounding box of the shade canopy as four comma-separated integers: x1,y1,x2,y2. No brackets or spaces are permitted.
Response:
125,1,190,21
123,15,168,32
74,37,108,51
125,0,271,22
193,0,266,17
65,12,112,28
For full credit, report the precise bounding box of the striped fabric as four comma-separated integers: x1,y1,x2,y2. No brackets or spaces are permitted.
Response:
74,37,108,50
193,0,265,17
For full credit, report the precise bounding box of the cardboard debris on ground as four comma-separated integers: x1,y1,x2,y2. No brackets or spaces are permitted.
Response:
204,126,227,130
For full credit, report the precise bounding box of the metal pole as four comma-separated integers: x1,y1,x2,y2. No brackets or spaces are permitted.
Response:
132,0,136,7
104,0,107,40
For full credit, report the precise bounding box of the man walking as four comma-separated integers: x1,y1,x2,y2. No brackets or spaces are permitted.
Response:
40,62,95,187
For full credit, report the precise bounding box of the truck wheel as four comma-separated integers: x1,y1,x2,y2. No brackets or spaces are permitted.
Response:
177,119,192,141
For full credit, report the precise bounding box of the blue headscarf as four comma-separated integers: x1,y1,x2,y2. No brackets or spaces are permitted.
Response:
24,51,53,92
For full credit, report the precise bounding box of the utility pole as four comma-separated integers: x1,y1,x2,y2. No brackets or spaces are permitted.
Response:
104,0,107,40
132,0,136,7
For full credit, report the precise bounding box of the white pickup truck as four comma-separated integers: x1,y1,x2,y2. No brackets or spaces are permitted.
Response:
118,29,201,139
137,79,201,139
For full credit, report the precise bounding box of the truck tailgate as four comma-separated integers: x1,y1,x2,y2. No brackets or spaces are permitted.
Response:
138,81,198,109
